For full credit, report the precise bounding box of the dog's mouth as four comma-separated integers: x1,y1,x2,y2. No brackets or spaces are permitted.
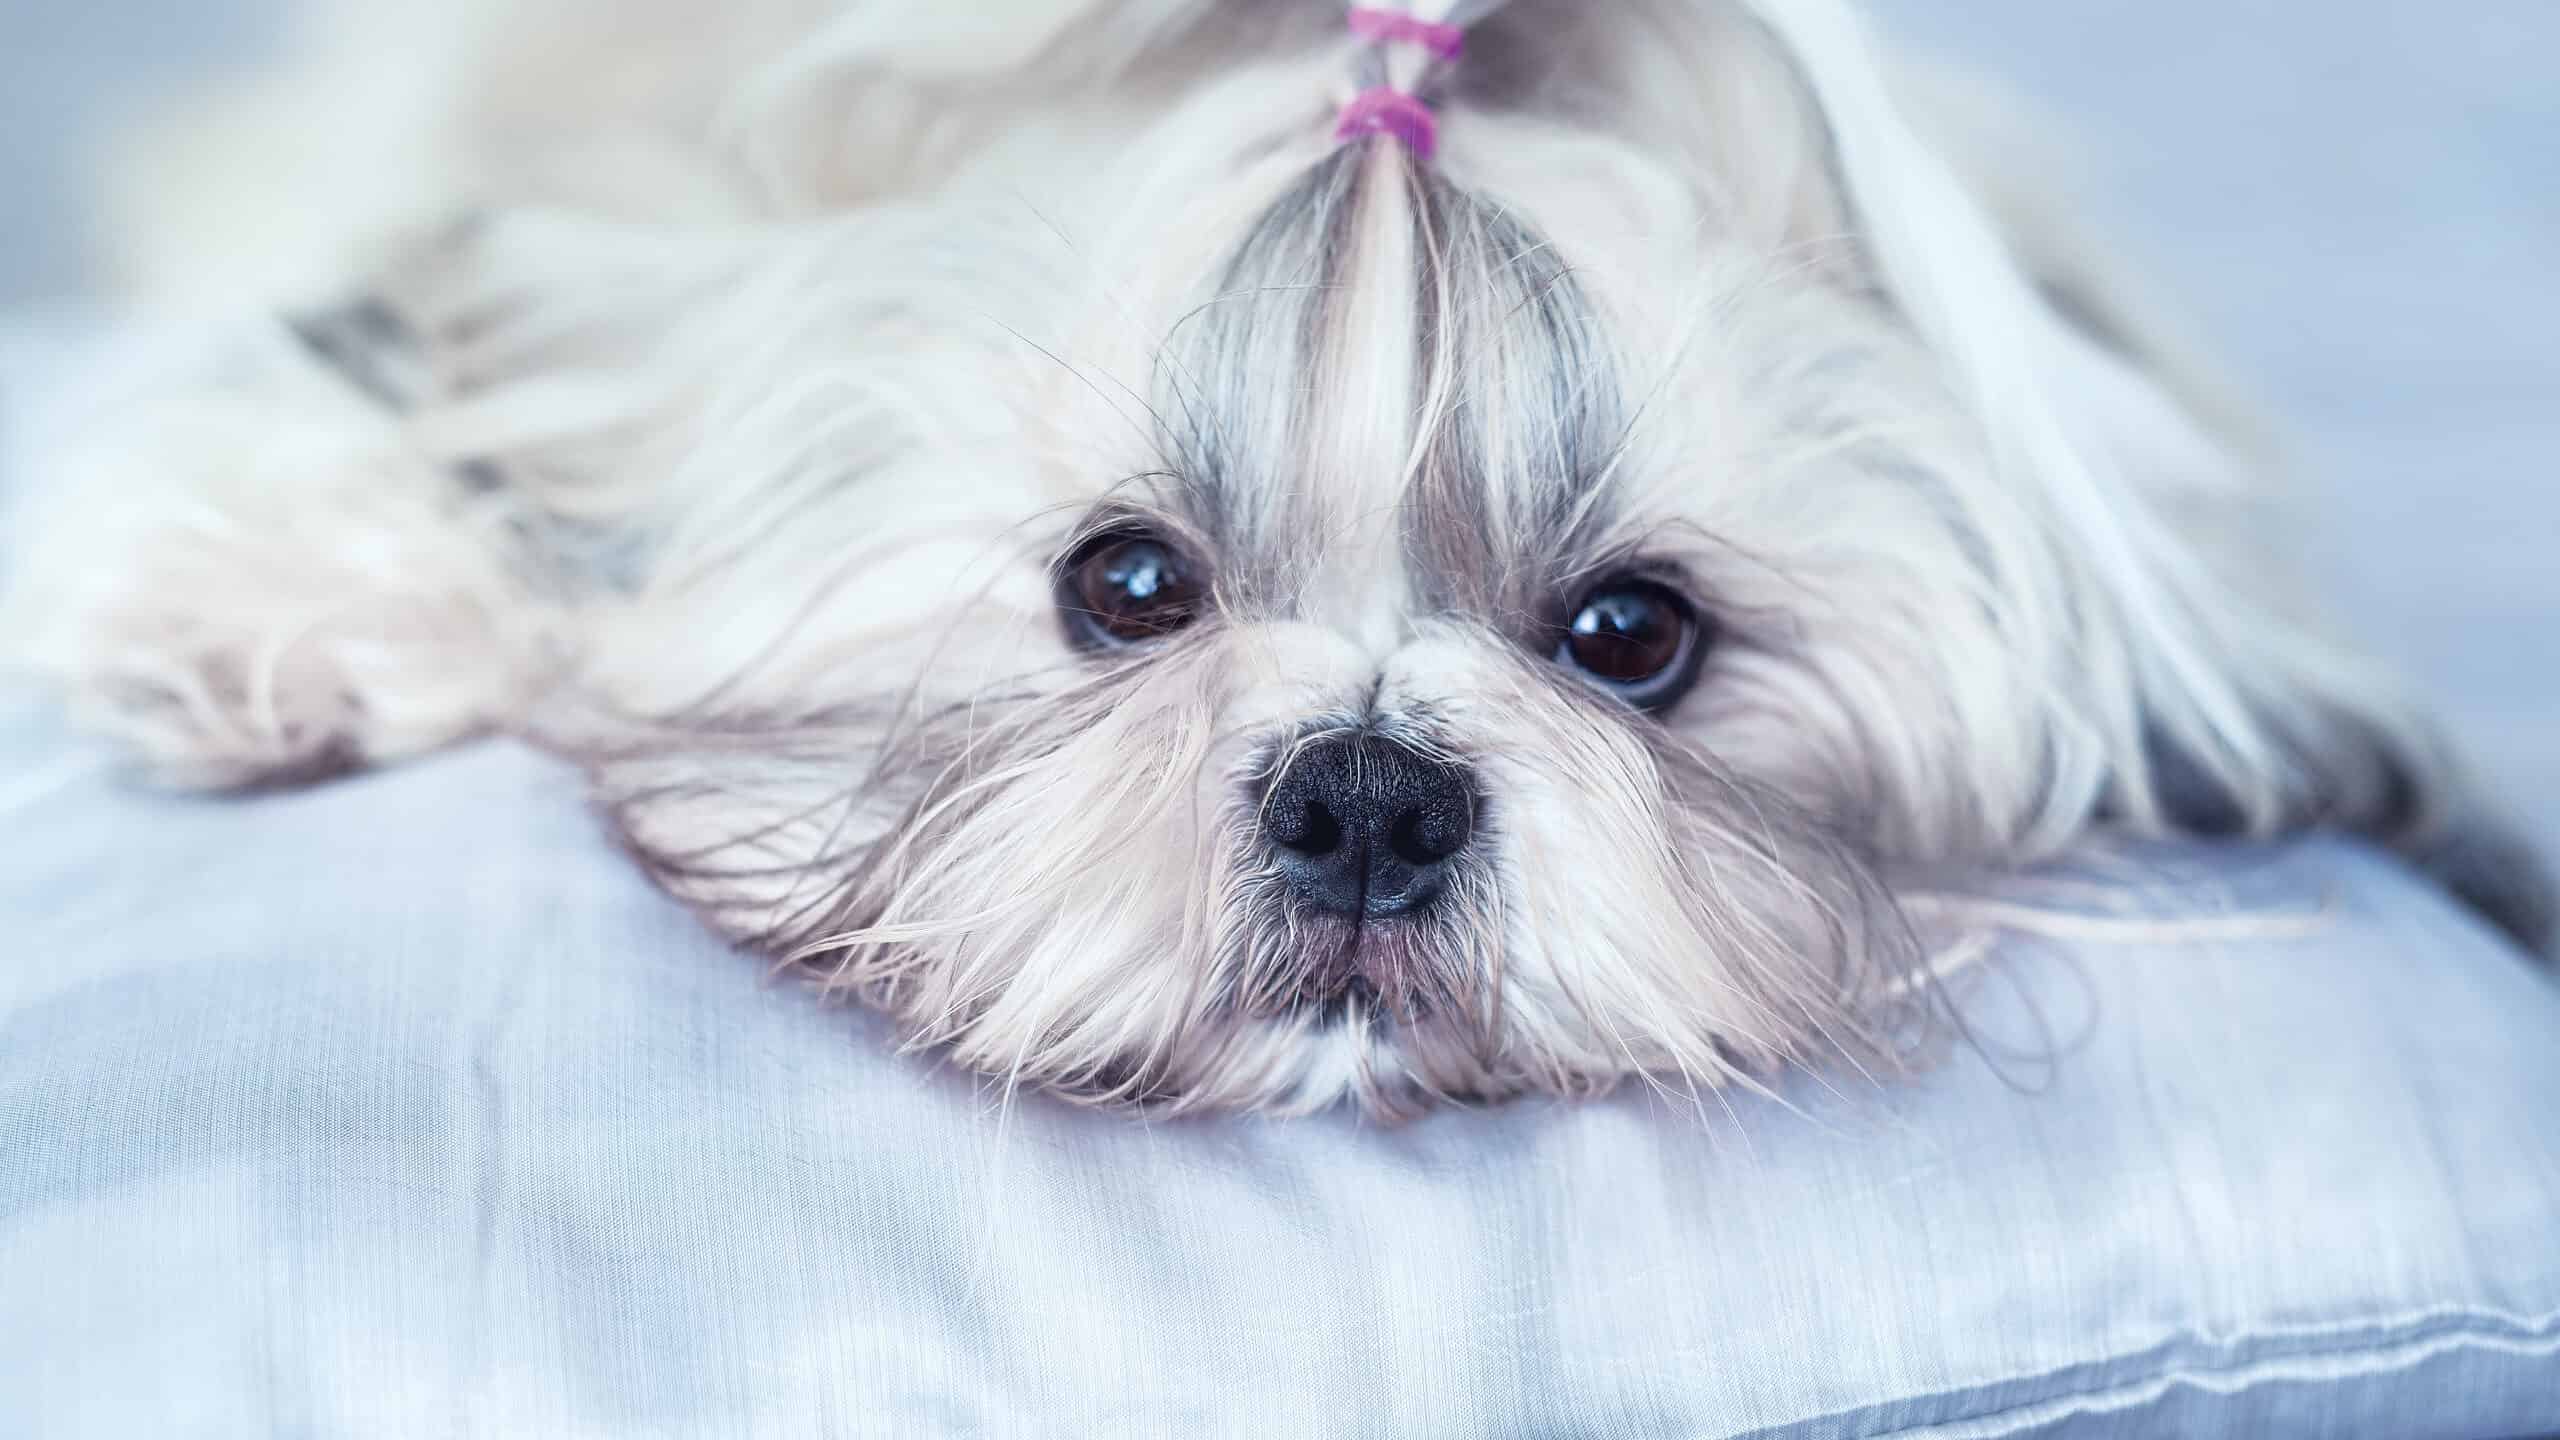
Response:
1269,907,1460,1028
1017,896,1509,1114
1289,942,1388,1026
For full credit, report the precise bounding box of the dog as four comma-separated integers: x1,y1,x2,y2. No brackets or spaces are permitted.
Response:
7,0,2549,1116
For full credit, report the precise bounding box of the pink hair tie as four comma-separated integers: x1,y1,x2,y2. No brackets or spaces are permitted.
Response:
1346,6,1466,61
1333,86,1440,159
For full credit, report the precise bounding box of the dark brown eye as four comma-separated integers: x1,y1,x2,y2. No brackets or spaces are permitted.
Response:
1061,531,1207,648
1557,578,1710,711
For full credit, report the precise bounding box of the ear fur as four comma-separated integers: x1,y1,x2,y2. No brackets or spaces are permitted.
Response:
1706,0,2552,953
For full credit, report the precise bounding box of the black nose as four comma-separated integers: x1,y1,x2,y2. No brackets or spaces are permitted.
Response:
1261,736,1475,919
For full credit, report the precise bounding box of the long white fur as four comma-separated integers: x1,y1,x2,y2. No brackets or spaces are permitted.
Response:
2,0,2510,1117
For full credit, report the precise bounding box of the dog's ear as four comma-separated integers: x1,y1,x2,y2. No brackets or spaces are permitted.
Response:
1610,0,2560,954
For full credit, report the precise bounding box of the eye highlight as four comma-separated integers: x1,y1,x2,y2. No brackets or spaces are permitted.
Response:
1058,528,1208,649
1555,577,1711,712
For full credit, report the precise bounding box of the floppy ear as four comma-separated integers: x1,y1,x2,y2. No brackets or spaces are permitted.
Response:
1672,0,2556,953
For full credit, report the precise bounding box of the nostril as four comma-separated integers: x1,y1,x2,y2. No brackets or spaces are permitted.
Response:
1388,795,1471,867
1272,797,1343,856
1296,799,1343,856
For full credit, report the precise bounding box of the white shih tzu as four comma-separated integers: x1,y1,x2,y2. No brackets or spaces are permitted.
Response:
7,0,2549,1115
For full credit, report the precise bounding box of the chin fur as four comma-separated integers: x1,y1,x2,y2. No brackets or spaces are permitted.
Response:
6,0,2547,1119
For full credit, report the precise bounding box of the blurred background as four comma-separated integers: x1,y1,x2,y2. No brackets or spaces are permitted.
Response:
2,1,2554,852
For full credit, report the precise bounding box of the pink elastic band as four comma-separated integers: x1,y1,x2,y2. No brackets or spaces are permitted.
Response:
1346,6,1466,61
1333,86,1439,159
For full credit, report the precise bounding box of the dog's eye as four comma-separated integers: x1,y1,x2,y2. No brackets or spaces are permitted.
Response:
1060,530,1206,648
1557,578,1710,711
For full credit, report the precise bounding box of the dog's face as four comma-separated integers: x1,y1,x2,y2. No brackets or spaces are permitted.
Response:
568,43,2019,1115
6,0,2524,1118
552,10,2430,1113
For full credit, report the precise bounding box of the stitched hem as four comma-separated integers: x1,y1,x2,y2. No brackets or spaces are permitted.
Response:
1722,1305,2560,1440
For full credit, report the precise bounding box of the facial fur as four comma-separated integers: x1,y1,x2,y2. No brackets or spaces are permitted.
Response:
6,0,2548,1117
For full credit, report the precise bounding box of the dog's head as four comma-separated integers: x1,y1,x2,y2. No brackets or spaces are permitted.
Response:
551,0,2442,1113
